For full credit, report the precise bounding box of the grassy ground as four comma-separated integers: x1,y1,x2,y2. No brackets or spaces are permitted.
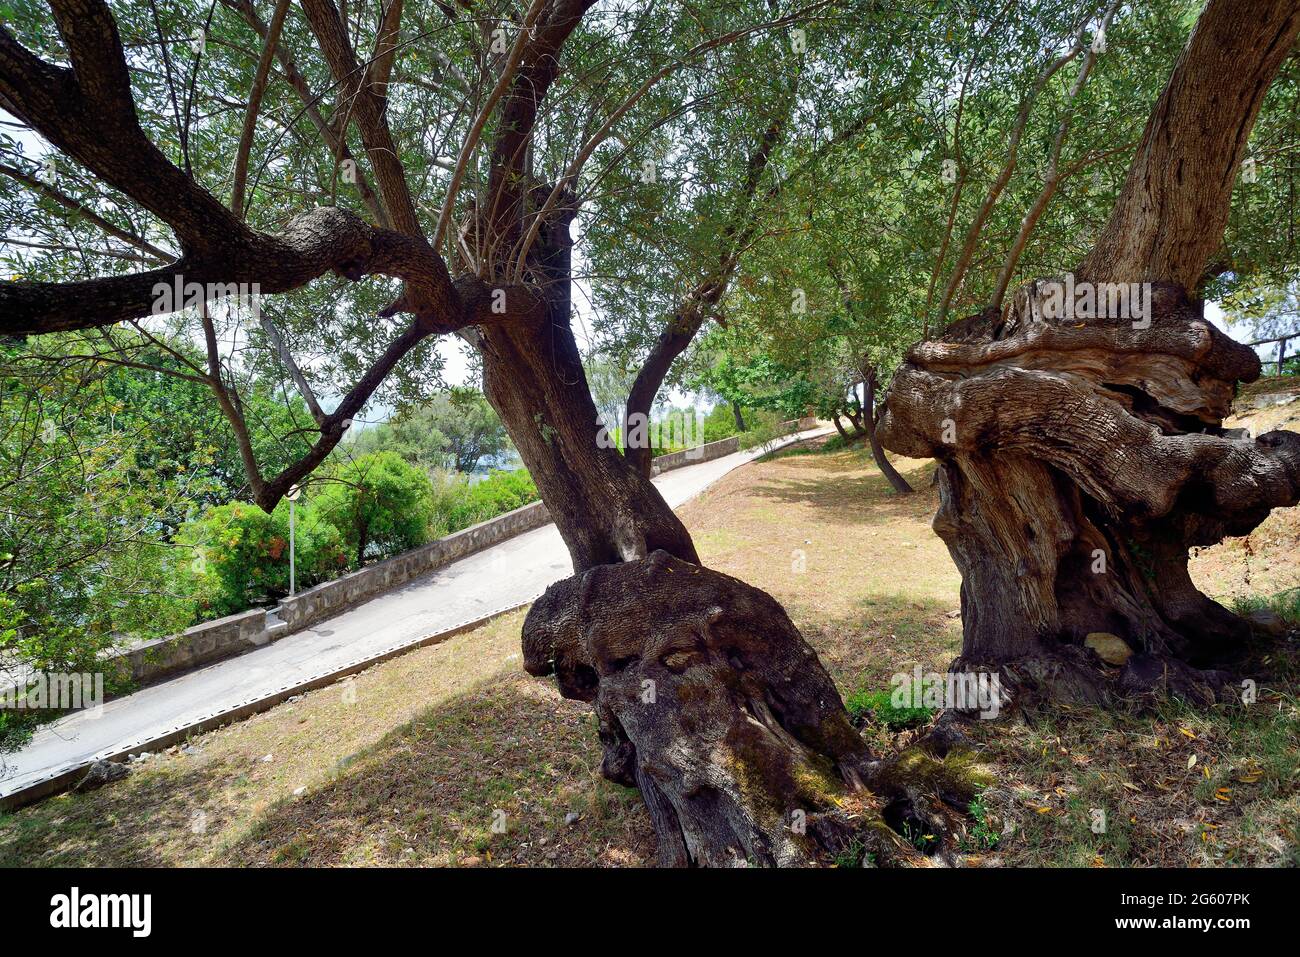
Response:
2,410,1297,868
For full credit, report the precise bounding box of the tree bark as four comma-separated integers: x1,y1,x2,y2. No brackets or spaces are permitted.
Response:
623,307,706,478
880,283,1300,705
1079,0,1300,289
478,203,698,571
484,201,979,866
732,403,746,432
832,414,852,443
522,550,983,866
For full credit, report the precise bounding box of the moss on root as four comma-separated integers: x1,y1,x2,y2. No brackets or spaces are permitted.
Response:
872,746,994,804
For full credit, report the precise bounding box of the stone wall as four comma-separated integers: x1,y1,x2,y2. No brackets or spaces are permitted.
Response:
274,500,550,633
119,608,270,684
650,435,739,474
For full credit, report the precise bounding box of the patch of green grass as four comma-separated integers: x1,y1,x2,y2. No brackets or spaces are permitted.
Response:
1231,586,1300,624
832,836,874,868
844,686,934,730
899,819,938,853
963,791,1001,851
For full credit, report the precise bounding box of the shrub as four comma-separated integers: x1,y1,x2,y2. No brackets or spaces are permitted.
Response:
702,402,743,443
435,468,538,535
737,408,787,452
176,501,347,618
821,432,856,453
311,451,435,565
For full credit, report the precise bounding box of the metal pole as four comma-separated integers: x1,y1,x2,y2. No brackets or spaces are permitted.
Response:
289,498,296,597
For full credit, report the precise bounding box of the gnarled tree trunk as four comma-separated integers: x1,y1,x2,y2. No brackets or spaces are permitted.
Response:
879,284,1300,705
521,551,985,866
880,0,1300,708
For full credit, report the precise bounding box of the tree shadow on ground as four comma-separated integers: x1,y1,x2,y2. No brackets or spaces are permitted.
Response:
0,670,655,868
789,593,963,694
0,749,241,866
215,674,653,867
745,453,938,526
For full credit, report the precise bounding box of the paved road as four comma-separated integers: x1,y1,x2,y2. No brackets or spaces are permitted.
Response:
0,429,828,802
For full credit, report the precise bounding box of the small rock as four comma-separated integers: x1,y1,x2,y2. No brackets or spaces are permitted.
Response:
564,812,581,826
75,760,130,793
260,753,274,763
462,855,482,866
1085,632,1134,666
293,786,307,796
1245,608,1287,637
945,609,961,619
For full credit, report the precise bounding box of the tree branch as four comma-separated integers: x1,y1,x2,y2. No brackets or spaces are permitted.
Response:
1080,0,1300,288
989,0,1121,310
230,0,292,217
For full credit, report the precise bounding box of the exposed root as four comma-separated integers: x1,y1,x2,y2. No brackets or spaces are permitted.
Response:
523,550,1002,867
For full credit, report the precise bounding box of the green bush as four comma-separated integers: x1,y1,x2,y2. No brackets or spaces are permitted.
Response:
433,468,538,535
702,402,743,443
173,458,535,620
176,501,347,618
821,432,857,453
310,451,436,566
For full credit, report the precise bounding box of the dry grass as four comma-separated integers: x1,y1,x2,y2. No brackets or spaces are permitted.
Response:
677,440,961,691
2,416,1296,868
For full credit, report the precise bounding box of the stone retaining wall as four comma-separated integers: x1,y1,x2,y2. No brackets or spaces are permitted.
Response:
119,500,550,686
274,499,551,633
650,435,739,473
118,608,271,684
